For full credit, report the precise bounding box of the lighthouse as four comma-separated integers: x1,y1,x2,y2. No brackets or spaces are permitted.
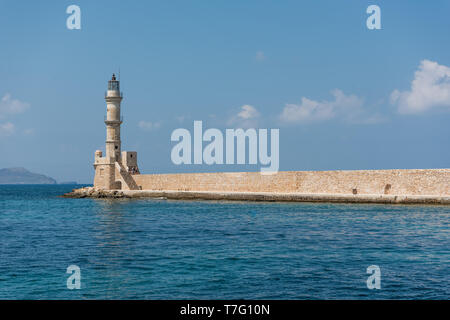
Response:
93,74,140,190
105,73,122,161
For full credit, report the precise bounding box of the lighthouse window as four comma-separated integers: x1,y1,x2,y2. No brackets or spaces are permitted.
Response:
108,81,119,91
115,146,118,150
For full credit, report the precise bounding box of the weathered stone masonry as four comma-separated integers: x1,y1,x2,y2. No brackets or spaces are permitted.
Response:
132,169,449,196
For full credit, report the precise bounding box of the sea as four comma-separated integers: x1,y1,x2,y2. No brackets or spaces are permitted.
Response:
0,185,448,299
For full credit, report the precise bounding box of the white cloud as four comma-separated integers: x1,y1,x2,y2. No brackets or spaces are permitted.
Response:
255,51,265,62
228,105,260,128
0,122,15,136
138,120,161,131
279,89,369,123
0,93,30,119
237,105,260,120
390,60,450,114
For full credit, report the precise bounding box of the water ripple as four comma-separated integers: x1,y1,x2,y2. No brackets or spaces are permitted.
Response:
0,185,449,299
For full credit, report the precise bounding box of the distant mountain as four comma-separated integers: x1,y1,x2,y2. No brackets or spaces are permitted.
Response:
0,167,57,185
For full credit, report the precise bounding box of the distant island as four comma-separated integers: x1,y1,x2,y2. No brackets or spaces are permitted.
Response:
0,167,58,185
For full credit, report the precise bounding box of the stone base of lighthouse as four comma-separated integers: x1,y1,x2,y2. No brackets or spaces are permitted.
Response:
93,150,141,190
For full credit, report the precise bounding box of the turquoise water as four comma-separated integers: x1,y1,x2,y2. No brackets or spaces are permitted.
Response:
0,185,448,299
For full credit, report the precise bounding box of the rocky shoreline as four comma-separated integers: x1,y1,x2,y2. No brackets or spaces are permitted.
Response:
62,187,131,199
62,187,450,204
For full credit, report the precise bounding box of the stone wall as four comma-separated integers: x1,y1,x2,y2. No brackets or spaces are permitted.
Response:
93,163,116,190
132,169,449,196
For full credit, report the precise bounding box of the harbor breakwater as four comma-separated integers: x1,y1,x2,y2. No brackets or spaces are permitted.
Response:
64,169,450,204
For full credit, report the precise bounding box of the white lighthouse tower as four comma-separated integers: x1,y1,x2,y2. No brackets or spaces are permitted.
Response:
93,74,140,190
105,73,122,161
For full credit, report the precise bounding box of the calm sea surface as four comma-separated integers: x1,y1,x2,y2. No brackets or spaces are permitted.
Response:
0,185,448,299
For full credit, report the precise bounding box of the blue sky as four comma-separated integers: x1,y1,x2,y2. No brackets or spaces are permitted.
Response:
0,0,449,183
